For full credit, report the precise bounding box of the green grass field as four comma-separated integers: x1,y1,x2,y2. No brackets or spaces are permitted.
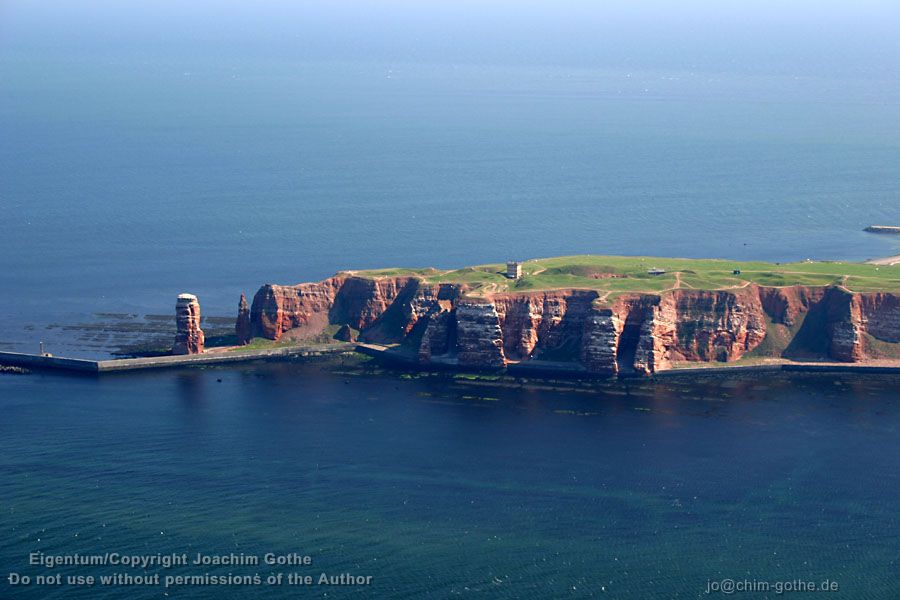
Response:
350,255,900,298
226,325,351,352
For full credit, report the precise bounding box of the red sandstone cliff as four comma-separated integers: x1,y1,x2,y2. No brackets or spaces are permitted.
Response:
246,276,900,375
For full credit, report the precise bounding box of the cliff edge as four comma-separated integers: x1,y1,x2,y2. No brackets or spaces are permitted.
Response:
243,257,900,375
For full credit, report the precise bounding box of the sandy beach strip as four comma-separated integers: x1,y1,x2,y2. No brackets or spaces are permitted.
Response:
866,255,900,266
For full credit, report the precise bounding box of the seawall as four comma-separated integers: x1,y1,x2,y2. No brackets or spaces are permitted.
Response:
864,225,900,234
0,344,355,375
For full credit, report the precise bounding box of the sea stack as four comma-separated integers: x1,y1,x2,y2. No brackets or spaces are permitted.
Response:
236,293,252,345
173,293,205,355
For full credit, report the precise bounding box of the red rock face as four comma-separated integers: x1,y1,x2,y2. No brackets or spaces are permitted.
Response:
249,276,457,343
577,291,763,375
250,278,345,341
629,295,674,375
455,301,506,368
756,286,898,362
331,276,420,334
757,285,826,326
580,305,625,375
828,291,900,361
235,293,251,345
857,293,900,344
173,294,204,355
492,290,598,360
819,288,862,362
418,307,455,362
665,288,768,362
246,275,900,373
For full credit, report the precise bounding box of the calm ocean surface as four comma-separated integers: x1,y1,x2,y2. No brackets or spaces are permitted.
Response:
2,8,900,597
1,56,899,354
1,361,898,598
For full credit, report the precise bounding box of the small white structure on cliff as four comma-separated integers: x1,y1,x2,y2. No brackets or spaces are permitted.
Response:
506,261,522,279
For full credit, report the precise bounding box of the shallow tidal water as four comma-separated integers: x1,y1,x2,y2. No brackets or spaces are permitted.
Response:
1,358,897,599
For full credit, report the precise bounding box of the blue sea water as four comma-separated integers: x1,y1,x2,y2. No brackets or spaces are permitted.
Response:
1,362,898,598
1,54,899,353
2,4,900,598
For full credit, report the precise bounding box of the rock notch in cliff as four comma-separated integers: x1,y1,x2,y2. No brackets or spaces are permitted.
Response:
334,324,357,342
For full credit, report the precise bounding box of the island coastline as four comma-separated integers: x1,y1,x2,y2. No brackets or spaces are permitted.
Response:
4,254,898,380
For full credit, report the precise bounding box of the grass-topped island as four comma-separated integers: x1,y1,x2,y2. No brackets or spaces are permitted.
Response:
3,255,898,377
351,254,900,299
231,254,900,377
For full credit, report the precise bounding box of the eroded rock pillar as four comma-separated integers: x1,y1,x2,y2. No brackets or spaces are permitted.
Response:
173,293,205,355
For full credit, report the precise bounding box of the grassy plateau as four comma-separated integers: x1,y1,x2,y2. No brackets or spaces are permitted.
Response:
351,255,900,299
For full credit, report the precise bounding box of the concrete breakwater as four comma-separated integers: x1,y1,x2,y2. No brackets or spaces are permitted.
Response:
3,343,900,377
0,343,356,374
